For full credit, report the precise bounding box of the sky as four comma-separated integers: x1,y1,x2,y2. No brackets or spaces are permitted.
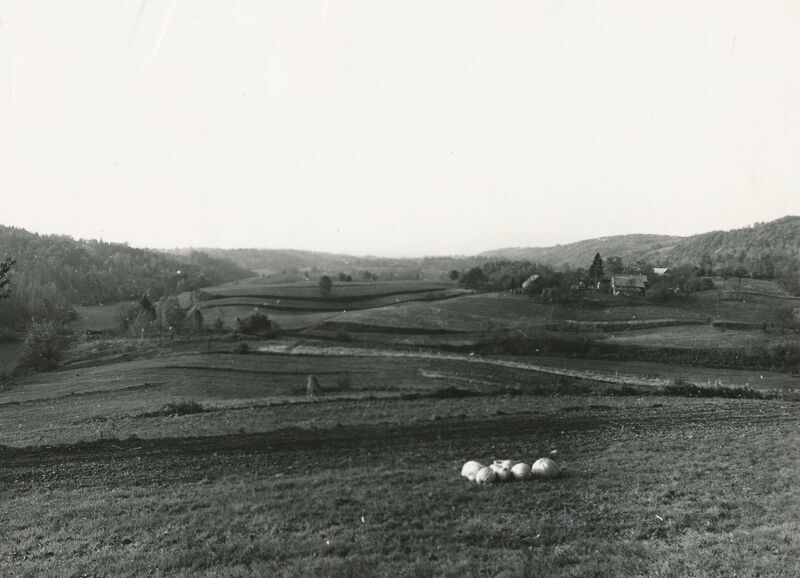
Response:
1,1,798,257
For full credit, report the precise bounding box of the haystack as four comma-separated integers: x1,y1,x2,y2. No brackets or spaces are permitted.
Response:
306,374,322,397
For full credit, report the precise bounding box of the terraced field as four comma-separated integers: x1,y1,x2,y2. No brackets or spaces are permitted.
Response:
201,280,457,300
2,338,800,576
603,325,789,350
186,280,470,331
3,339,797,448
3,277,798,575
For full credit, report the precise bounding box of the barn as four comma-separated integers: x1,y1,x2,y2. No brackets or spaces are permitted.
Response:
611,274,648,296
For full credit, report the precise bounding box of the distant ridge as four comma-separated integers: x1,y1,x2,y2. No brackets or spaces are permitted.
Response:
170,217,800,290
480,216,800,270
481,234,682,267
663,216,800,266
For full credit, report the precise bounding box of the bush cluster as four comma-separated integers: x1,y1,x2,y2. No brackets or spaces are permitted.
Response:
466,332,800,373
235,311,272,335
17,320,66,372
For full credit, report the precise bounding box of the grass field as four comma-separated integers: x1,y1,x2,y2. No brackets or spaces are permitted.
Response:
0,340,24,376
711,277,795,297
67,302,135,334
321,289,792,336
2,341,799,576
603,325,787,350
200,280,460,300
200,306,343,331
188,280,470,331
3,277,799,575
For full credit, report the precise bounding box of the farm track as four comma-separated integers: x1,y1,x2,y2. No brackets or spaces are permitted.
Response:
2,403,796,495
257,345,678,389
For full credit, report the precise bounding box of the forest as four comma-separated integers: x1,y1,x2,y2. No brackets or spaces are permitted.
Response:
0,226,252,328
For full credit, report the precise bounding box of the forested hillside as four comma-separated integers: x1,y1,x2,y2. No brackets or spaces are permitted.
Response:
0,226,253,328
481,234,681,267
661,216,800,291
182,248,356,273
482,216,800,293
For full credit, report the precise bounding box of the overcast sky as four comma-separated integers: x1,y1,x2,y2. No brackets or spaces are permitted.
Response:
1,1,798,256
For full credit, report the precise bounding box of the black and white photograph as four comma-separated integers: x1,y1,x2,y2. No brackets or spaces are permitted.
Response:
1,1,799,575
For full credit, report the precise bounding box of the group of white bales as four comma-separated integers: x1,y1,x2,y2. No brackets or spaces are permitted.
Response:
461,455,560,485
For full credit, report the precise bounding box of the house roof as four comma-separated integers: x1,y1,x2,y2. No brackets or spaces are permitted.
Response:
612,275,648,288
653,267,669,275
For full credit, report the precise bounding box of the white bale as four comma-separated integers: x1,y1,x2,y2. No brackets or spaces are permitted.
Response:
461,460,484,481
510,462,532,480
489,462,512,482
531,457,559,478
475,466,497,485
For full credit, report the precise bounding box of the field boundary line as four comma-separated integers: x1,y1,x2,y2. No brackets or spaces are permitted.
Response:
257,344,675,388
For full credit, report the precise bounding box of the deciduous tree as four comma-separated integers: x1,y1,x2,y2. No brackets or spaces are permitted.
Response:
606,256,624,275
318,275,333,295
0,256,15,299
459,267,487,290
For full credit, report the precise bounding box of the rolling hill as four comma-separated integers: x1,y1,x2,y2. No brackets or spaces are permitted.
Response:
3,215,798,331
482,216,800,291
0,225,254,328
481,234,682,267
170,248,481,283
661,216,800,270
181,217,800,291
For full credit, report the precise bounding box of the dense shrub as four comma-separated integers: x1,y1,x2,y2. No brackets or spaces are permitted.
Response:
683,277,716,293
235,311,272,335
17,320,66,372
663,378,767,400
144,400,206,417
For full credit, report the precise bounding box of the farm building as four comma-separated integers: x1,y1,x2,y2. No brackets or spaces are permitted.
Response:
611,274,648,296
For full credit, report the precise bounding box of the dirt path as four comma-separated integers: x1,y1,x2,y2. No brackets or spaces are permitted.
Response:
257,343,680,389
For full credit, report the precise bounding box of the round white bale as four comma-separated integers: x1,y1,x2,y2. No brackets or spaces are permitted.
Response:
510,462,532,480
475,466,497,485
489,462,512,482
461,460,485,481
531,457,559,478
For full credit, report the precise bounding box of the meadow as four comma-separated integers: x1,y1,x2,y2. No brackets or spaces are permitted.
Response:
2,278,799,576
185,280,470,332
3,365,799,576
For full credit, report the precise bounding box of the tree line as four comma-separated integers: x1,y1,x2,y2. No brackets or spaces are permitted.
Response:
0,226,253,328
453,251,796,297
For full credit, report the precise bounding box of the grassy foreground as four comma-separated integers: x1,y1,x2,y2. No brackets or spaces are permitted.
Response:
2,396,800,577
